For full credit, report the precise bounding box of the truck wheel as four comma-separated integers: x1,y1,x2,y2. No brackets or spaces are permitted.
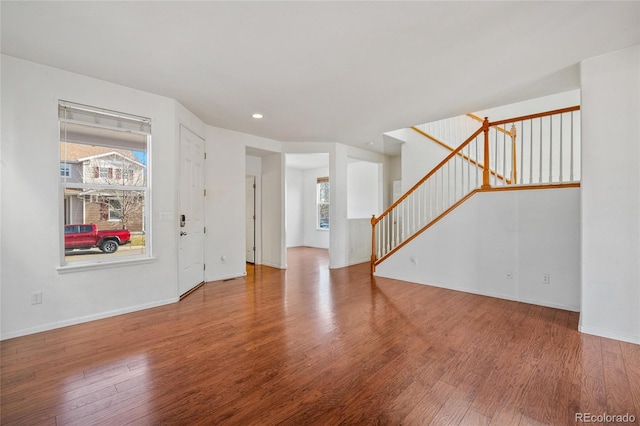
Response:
100,240,119,253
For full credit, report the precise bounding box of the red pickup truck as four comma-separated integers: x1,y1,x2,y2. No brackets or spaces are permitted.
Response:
64,224,131,253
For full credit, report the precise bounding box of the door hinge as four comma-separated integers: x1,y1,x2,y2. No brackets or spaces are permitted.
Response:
203,263,206,271
204,189,207,196
204,226,207,233
253,183,256,189
204,152,207,160
253,246,256,251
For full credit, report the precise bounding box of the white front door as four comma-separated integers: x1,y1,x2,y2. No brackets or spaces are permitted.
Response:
246,175,256,263
178,125,205,296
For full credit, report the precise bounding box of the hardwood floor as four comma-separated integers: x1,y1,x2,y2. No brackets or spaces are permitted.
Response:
2,247,639,425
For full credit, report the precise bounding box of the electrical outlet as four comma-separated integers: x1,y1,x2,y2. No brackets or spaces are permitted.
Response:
31,292,42,305
506,270,513,279
542,273,551,284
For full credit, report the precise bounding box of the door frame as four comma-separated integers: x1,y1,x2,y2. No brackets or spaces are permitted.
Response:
246,175,256,264
245,172,262,265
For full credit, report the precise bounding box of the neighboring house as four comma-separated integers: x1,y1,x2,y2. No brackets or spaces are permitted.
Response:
60,142,145,232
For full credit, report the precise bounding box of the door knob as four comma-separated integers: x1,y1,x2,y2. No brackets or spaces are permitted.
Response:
180,231,188,236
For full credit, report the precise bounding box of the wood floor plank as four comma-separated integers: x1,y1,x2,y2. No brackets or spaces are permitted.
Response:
621,342,640,418
602,350,636,418
1,247,638,425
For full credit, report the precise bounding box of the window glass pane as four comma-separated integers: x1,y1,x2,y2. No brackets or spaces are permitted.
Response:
60,142,146,186
317,180,330,229
60,101,149,265
318,203,330,229
63,187,146,262
318,182,330,203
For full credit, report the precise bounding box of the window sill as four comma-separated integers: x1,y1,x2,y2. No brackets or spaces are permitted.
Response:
316,228,330,232
57,256,155,274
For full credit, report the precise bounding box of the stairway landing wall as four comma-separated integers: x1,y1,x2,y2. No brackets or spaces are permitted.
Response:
375,187,580,311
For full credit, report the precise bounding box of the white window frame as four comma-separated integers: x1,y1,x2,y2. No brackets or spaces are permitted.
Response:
58,100,152,269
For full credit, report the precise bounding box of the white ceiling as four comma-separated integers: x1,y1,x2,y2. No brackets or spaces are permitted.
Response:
2,1,639,155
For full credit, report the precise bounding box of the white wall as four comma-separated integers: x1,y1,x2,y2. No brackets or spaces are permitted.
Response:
1,56,180,339
303,167,330,249
262,153,286,268
401,129,452,192
386,155,402,207
345,160,381,266
286,167,304,247
205,127,247,280
347,160,380,218
580,45,640,344
348,219,372,266
204,129,284,277
376,188,581,311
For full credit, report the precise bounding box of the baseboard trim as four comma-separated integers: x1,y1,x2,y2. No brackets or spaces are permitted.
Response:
347,258,370,267
373,272,580,313
0,297,179,341
261,262,286,270
579,324,640,345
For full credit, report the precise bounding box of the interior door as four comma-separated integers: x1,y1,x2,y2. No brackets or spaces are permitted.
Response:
246,175,256,263
178,125,205,296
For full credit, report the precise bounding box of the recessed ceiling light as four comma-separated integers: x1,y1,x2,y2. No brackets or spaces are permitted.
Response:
252,113,263,119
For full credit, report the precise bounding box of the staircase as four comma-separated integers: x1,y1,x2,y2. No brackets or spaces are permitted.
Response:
371,106,581,273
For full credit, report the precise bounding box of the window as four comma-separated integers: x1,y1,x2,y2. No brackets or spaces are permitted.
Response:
108,199,122,221
60,164,70,177
317,177,329,229
59,100,151,265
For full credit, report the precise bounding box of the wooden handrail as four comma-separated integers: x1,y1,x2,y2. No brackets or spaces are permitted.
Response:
467,113,510,135
373,126,484,225
411,127,511,185
411,126,457,151
488,105,580,127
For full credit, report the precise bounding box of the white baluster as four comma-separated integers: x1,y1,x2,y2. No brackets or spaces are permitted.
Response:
559,114,563,182
570,112,574,181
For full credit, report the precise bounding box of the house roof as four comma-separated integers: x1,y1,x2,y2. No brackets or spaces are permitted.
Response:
4,2,640,155
60,142,138,163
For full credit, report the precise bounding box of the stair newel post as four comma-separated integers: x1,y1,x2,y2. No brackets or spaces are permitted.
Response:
482,117,491,189
371,214,377,275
